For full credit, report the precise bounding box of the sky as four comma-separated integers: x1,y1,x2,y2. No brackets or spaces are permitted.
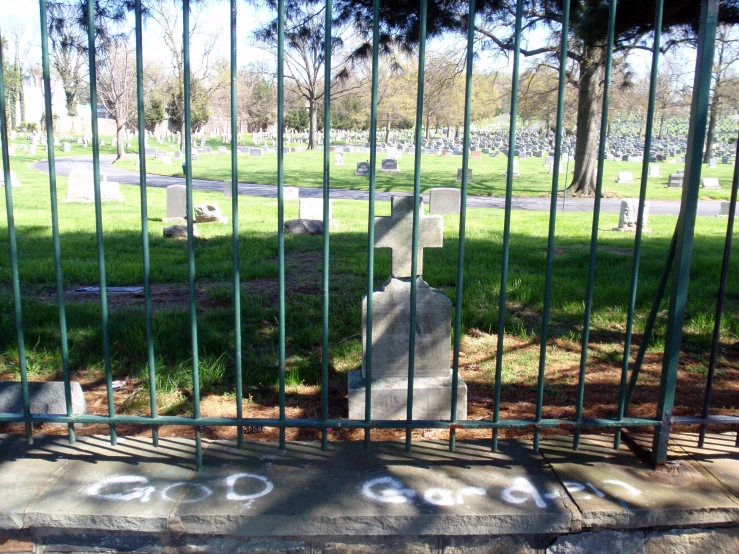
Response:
2,0,676,83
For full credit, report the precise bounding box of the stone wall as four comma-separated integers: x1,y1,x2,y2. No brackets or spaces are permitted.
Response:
2,527,738,553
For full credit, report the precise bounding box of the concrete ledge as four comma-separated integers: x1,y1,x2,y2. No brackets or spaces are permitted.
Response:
0,433,738,552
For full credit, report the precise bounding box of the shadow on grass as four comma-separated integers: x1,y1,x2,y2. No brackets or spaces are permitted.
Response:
0,220,737,425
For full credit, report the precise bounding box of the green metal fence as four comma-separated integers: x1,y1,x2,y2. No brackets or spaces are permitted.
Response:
0,0,735,470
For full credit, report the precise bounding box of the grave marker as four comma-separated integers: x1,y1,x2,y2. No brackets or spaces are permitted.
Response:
429,188,461,214
617,172,634,184
348,196,467,420
614,199,649,232
456,168,473,183
165,185,187,221
354,161,370,176
381,158,399,173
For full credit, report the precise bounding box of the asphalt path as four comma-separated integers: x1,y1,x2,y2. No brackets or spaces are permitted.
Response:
32,155,723,216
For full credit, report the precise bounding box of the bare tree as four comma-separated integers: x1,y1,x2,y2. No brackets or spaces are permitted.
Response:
49,2,87,117
7,19,33,126
650,53,691,139
705,24,739,161
146,0,224,149
255,0,366,149
97,36,136,161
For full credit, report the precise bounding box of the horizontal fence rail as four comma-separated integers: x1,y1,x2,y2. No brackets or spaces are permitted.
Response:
0,0,734,470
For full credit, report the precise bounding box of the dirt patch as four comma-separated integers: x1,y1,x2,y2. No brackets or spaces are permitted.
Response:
31,251,352,311
598,245,633,256
38,283,225,311
244,251,349,304
4,332,735,445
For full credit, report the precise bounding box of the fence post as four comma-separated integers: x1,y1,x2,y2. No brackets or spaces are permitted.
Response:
652,0,719,466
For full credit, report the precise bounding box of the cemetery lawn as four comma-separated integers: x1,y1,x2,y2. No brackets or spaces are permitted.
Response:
115,139,739,201
0,154,737,443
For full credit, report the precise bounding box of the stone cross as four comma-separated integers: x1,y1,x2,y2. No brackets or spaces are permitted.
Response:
374,196,443,278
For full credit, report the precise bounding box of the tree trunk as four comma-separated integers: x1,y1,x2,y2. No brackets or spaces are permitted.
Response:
704,98,719,162
115,125,125,161
181,119,186,152
425,114,430,140
308,98,317,150
64,89,77,117
385,116,391,144
658,114,664,139
566,44,604,198
19,78,25,126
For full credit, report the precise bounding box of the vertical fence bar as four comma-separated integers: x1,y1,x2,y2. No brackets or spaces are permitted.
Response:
652,0,718,466
450,0,476,453
698,132,739,447
615,0,663,450
182,0,202,469
320,0,333,451
230,0,244,449
277,0,287,450
623,232,676,410
573,0,618,450
534,0,570,451
86,0,117,444
0,34,32,443
134,0,158,447
406,0,428,453
39,0,74,443
491,0,522,452
364,0,381,451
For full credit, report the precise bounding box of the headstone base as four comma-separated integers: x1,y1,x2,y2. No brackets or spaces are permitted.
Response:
163,225,199,239
347,369,467,421
284,219,324,235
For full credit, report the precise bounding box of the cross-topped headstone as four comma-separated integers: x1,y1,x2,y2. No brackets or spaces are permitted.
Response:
374,196,443,278
348,194,467,419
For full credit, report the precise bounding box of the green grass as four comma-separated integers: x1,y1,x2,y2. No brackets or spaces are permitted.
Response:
0,143,738,422
115,140,738,200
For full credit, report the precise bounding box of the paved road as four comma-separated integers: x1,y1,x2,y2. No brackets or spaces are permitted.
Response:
32,155,723,216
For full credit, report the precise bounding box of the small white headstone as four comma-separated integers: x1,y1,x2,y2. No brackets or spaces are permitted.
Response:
166,185,187,220
719,201,734,216
615,199,649,231
65,164,122,202
299,197,335,226
224,180,233,199
702,177,720,189
334,152,345,165
648,165,660,178
1,171,22,188
284,186,299,201
429,188,461,214
617,171,634,184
